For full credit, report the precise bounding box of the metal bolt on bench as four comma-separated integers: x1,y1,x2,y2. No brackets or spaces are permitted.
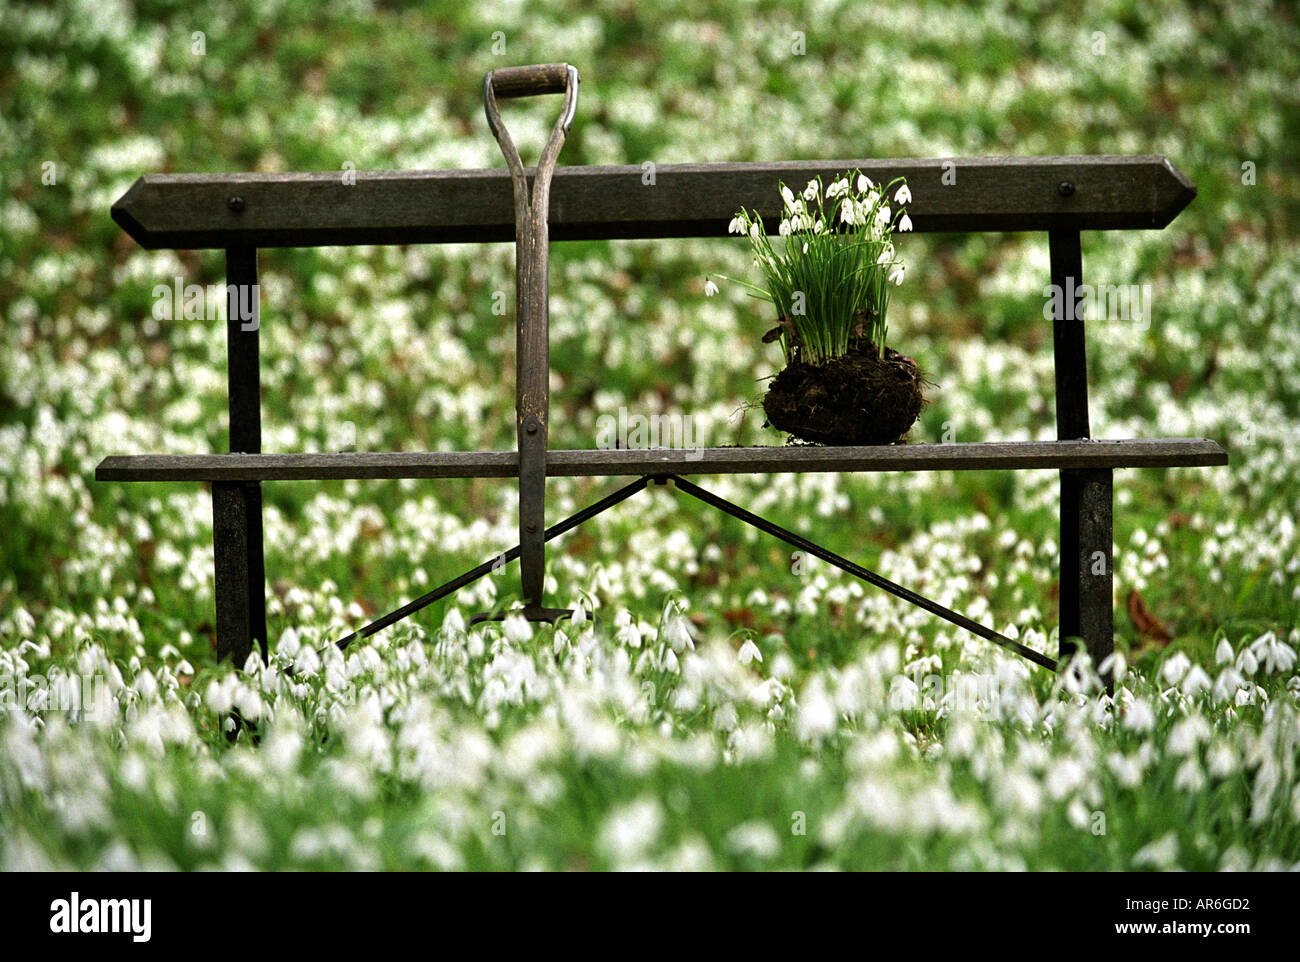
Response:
97,64,1229,686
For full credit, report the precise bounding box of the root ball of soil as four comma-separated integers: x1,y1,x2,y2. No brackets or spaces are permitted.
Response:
763,343,925,446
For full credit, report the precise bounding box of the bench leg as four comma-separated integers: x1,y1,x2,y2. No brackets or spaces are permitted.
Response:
213,482,252,666
1060,468,1114,686
217,246,268,665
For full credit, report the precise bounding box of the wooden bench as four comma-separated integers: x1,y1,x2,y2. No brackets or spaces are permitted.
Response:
98,63,1226,681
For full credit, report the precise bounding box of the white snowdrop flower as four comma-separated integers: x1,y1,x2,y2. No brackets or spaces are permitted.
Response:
278,628,301,660
503,614,532,644
442,608,466,636
876,204,891,226
1099,651,1127,684
730,723,772,762
1159,652,1191,686
738,639,763,665
704,279,719,297
1215,638,1235,665
663,615,695,653
898,213,913,232
132,669,158,701
713,701,737,731
839,204,855,225
1133,832,1179,869
802,242,808,254
295,643,321,678
616,620,642,649
205,679,233,714
1213,666,1243,703
1180,665,1212,697
749,222,761,241
726,821,780,860
1123,697,1155,733
1236,647,1258,675
13,607,35,637
826,177,848,198
778,218,792,236
727,216,744,235
1206,740,1239,778
264,727,303,774
1107,751,1143,788
1174,758,1205,792
794,678,837,743
781,185,796,209
894,184,912,204
599,797,663,864
1168,716,1208,756
1251,631,1297,674
803,180,819,201
888,264,905,286
877,248,892,265
813,217,824,233
999,771,1043,815
856,173,873,193
1046,757,1086,800
663,648,680,673
235,685,264,722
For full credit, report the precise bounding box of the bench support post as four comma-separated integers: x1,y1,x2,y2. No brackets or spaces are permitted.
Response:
1061,468,1114,682
1050,230,1113,684
213,246,267,666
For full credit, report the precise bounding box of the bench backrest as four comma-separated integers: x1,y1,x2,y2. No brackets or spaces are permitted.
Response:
112,155,1194,250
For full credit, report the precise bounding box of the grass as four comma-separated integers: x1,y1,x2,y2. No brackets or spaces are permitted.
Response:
1,0,1299,871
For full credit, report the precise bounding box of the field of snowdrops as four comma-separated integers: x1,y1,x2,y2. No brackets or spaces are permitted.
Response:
2,0,1299,871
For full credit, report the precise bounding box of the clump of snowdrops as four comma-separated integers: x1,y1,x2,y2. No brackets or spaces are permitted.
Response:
708,171,913,365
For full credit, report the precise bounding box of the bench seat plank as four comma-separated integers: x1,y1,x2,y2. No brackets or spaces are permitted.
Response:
112,156,1196,249
95,438,1227,482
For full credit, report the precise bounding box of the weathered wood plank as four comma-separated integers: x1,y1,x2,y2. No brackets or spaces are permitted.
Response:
95,438,1227,482
111,156,1196,249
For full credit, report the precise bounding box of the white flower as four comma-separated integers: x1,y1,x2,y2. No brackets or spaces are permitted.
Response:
1133,832,1179,869
803,179,819,201
704,279,719,297
898,213,913,232
1174,758,1205,792
856,173,873,193
727,216,744,235
779,218,792,236
749,222,761,241
738,639,763,665
1168,716,1208,756
826,178,849,198
840,205,856,225
894,184,912,204
1251,631,1297,674
888,264,905,286
726,821,780,859
781,185,796,209
876,204,891,226
1123,697,1155,732
205,679,233,714
1215,638,1235,665
1180,665,1212,697
877,249,892,265
1213,666,1243,703
1160,652,1191,686
503,614,532,643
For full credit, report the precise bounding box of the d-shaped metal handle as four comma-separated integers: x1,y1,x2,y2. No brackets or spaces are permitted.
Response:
483,63,579,140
